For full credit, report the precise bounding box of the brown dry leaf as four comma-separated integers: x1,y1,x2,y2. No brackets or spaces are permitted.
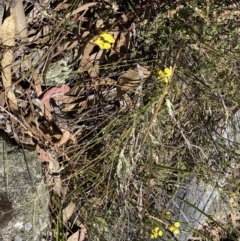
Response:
88,197,104,207
65,2,98,19
117,32,129,52
48,159,60,173
52,133,62,141
62,40,79,52
27,4,42,25
60,185,68,200
96,19,104,29
53,174,62,196
54,95,80,104
61,100,87,112
11,0,28,39
43,101,52,121
117,66,150,98
111,31,130,55
67,226,86,241
24,59,42,96
78,41,95,72
61,103,82,112
36,144,52,162
48,159,62,196
63,201,76,224
67,230,80,241
5,121,12,133
0,14,18,111
56,129,71,147
87,49,104,78
0,91,5,107
82,31,90,38
79,225,87,241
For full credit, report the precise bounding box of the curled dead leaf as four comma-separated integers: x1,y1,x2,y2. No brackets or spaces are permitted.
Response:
117,66,150,98
67,226,86,241
41,85,70,104
36,144,52,162
67,230,79,241
63,201,76,224
56,129,71,147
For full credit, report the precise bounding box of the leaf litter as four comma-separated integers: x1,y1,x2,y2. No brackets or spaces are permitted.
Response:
0,0,158,240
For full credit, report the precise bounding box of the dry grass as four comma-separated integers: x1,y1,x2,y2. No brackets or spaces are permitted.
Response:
1,0,240,240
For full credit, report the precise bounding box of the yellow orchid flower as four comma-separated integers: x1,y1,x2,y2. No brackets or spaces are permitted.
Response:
99,32,115,43
157,67,172,84
94,38,111,50
168,225,180,235
174,221,181,228
158,230,163,237
151,226,163,239
168,225,175,232
94,32,115,50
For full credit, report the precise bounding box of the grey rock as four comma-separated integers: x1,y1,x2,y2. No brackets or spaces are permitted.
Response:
166,175,219,241
14,235,23,241
25,222,32,232
0,132,49,241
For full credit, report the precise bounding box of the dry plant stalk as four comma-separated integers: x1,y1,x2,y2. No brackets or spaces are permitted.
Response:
142,49,181,144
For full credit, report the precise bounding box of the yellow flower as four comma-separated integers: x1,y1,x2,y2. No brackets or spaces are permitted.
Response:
158,230,163,236
151,226,163,239
151,227,158,239
168,225,175,232
100,32,115,43
173,228,180,235
168,225,180,235
174,221,181,228
94,32,115,50
157,67,172,84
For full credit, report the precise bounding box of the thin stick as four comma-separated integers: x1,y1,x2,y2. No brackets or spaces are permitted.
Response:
142,49,181,144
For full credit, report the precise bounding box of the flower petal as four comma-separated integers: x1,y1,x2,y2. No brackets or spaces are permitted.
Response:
157,70,165,78
100,32,115,43
164,67,172,77
94,38,104,48
174,221,181,228
173,229,180,235
102,42,111,50
164,77,169,84
168,225,175,232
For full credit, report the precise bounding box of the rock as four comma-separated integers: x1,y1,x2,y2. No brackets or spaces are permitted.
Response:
0,132,49,241
150,111,240,241
165,175,219,241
